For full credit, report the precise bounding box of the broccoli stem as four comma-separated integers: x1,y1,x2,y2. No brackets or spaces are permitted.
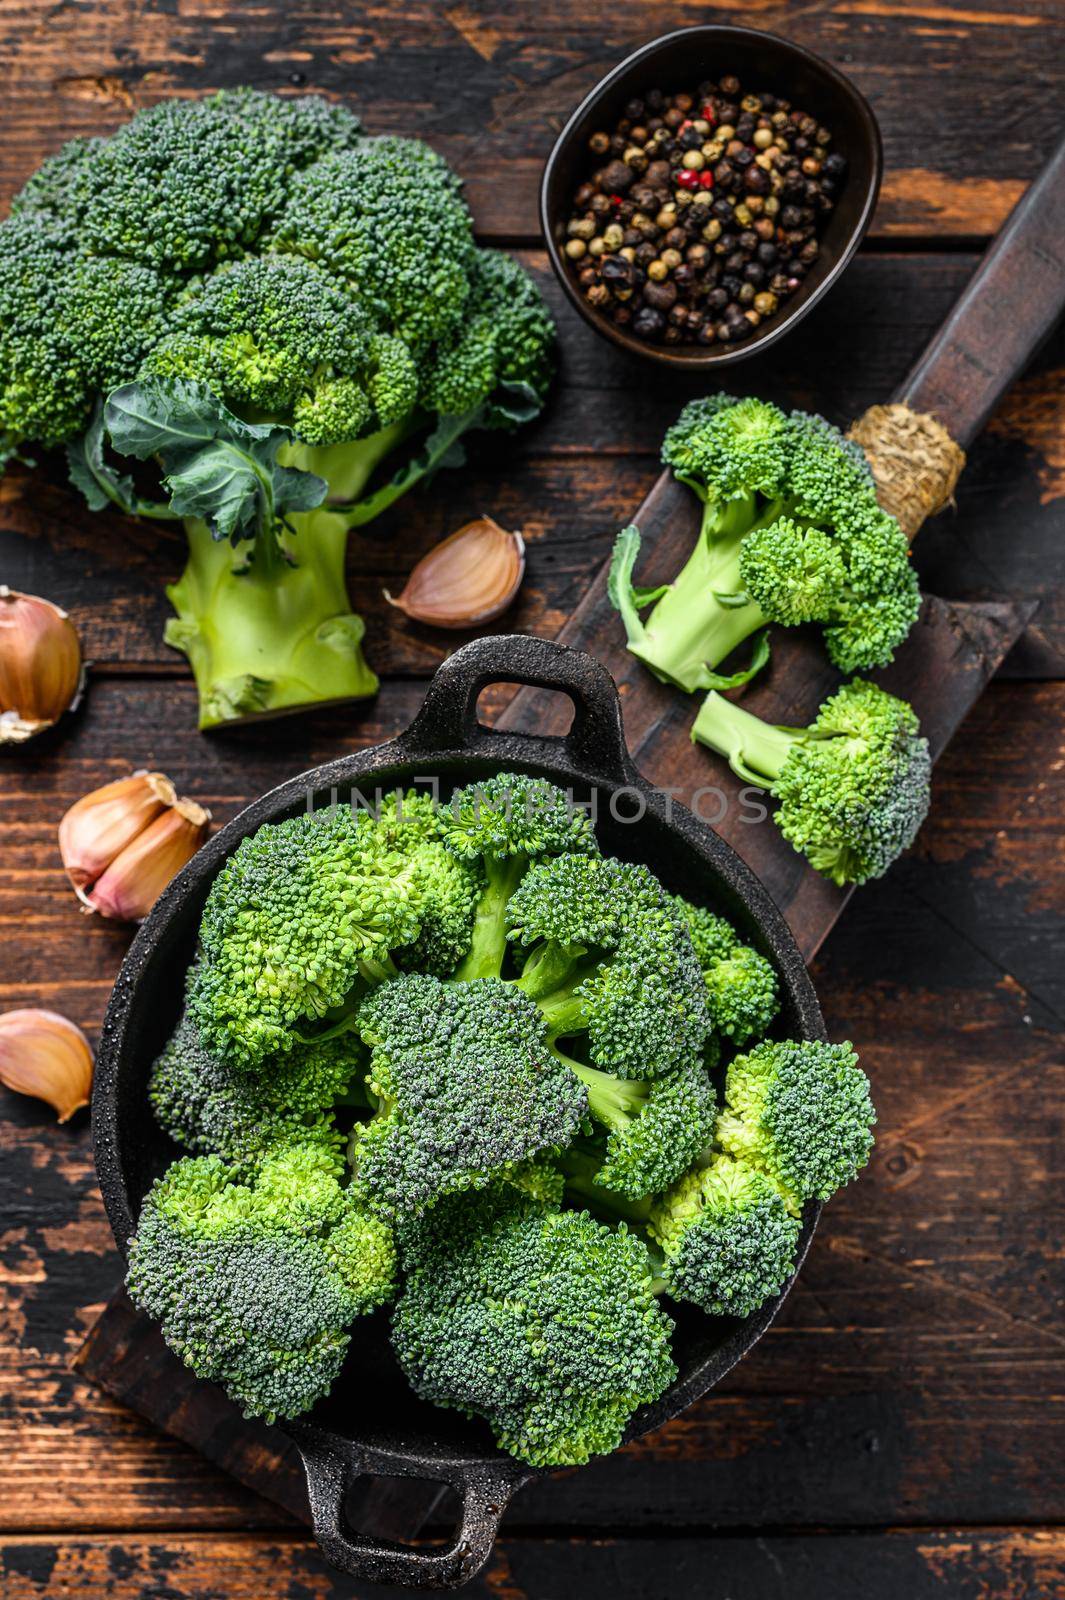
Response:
559,1146,653,1224
286,418,420,508
691,692,799,788
453,856,528,982
551,1046,644,1135
513,942,587,1004
534,980,592,1039
624,500,781,694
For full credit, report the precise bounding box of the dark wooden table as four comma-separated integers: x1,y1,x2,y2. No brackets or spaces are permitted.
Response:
2,4,1063,1596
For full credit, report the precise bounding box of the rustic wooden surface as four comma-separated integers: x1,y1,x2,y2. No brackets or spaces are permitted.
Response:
1,2,1064,1595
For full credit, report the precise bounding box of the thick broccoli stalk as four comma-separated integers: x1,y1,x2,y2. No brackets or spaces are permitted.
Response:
506,854,712,1079
348,973,588,1218
0,94,555,731
609,397,920,693
692,678,932,886
441,774,600,982
391,1180,677,1468
126,1145,396,1421
717,1039,875,1206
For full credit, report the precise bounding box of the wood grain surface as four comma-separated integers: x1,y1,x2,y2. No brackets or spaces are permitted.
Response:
0,2,1063,1593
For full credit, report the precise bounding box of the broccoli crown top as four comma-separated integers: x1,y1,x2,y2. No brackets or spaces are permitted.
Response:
649,1153,801,1318
775,679,932,887
126,1145,396,1421
717,1039,875,1204
148,1007,359,1176
190,806,423,1068
392,1182,677,1467
670,897,780,1046
267,135,476,350
349,974,588,1217
422,247,556,418
441,774,599,865
662,395,790,503
510,855,712,1079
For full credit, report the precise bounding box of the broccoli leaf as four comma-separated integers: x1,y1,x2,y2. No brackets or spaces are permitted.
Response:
698,629,771,691
104,377,327,544
67,397,178,519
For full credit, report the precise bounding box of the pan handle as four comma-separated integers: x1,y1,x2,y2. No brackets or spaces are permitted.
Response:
397,633,636,783
294,1433,521,1590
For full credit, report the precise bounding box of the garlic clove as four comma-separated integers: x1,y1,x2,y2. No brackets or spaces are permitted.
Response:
83,794,211,922
0,1008,94,1122
59,771,176,894
0,586,85,744
385,517,525,629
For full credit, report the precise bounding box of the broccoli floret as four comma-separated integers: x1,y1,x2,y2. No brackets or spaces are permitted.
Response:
148,1008,360,1176
507,854,711,1079
126,1144,395,1421
442,774,599,982
0,92,555,731
557,1054,718,1201
348,974,587,1218
610,397,919,693
669,897,780,1045
648,1153,801,1317
188,806,429,1068
716,1039,875,1205
691,678,932,885
391,1181,676,1467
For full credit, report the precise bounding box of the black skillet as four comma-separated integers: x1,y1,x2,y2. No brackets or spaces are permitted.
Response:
92,634,824,1588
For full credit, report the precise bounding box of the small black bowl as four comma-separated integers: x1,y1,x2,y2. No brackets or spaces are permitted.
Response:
541,24,882,369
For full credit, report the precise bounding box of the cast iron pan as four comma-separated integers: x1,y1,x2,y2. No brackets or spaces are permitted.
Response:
93,635,825,1589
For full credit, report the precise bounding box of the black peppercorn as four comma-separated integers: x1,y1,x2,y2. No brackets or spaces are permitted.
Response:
756,240,778,265
823,151,847,180
707,286,729,312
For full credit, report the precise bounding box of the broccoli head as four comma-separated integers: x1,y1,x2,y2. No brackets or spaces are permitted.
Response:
126,1144,395,1421
716,1039,875,1205
558,1056,718,1201
610,396,919,694
0,92,555,730
391,1181,676,1467
148,1007,361,1177
349,973,588,1218
691,678,932,886
648,1153,801,1318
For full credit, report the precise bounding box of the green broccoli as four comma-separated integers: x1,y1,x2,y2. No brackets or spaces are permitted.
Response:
0,92,555,729
189,802,476,1069
126,1144,395,1421
609,396,920,693
556,1059,718,1201
391,1180,676,1468
716,1039,875,1205
442,774,600,983
506,854,712,1079
669,896,780,1045
348,973,588,1218
148,1007,362,1177
691,678,932,885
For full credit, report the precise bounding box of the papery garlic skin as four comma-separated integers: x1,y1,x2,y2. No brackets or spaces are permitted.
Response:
84,796,210,921
59,771,175,893
0,1008,94,1122
385,517,525,629
0,587,84,744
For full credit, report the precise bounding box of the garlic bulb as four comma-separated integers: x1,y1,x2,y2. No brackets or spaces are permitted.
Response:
58,771,211,921
0,586,84,744
385,517,525,629
0,1008,94,1122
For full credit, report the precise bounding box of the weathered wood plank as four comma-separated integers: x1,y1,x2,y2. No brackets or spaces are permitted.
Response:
2,255,1061,677
0,0,1062,242
1,680,1060,1534
2,1529,1064,1599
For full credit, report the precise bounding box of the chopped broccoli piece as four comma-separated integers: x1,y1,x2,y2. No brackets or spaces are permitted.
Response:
349,974,588,1218
691,678,932,885
670,896,780,1045
391,1180,676,1467
716,1039,875,1205
648,1153,801,1317
126,1144,395,1421
148,1007,361,1177
610,397,919,693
